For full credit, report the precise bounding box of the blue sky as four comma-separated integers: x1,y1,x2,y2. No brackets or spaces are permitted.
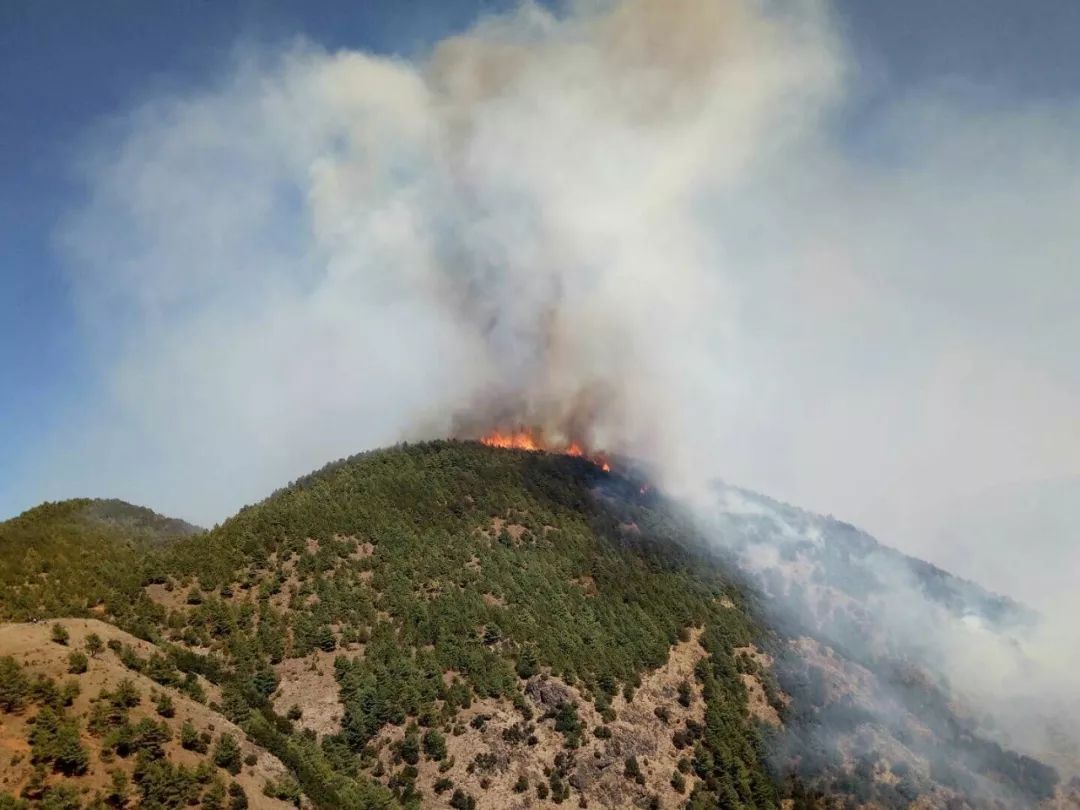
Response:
2,0,1075,508
1,0,1079,606
1,0,517,511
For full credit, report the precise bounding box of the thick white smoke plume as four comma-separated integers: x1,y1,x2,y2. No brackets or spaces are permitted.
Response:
29,0,1080,780
47,0,1080,554
58,0,849,515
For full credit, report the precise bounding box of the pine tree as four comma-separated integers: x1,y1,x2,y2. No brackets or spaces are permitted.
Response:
227,783,248,810
516,646,538,679
67,651,88,675
85,633,104,658
212,733,242,775
400,726,420,766
423,729,447,761
201,777,226,810
106,769,129,808
155,692,175,718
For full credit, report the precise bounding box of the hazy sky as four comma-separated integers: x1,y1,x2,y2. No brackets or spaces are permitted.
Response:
2,0,1078,609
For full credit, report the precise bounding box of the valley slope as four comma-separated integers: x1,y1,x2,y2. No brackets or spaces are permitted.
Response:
0,442,1072,809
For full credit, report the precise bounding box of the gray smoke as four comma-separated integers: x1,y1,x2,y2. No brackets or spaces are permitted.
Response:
21,0,1080,789
695,483,1080,797
44,0,848,521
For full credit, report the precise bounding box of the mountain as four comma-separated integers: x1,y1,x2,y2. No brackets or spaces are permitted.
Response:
0,498,202,622
0,442,1074,809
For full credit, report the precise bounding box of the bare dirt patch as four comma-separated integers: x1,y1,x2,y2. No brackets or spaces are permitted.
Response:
478,518,528,546
272,650,344,737
349,540,376,560
569,576,598,597
734,644,783,726
144,582,191,612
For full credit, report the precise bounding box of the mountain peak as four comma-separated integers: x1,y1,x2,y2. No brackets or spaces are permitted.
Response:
0,442,1072,809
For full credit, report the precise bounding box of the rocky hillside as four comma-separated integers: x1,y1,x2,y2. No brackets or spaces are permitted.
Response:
0,442,1073,809
0,619,290,810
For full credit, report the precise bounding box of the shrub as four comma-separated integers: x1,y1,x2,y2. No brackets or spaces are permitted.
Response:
213,733,242,774
118,645,143,672
37,784,81,810
516,647,538,679
262,776,301,806
433,778,453,794
554,702,583,748
181,721,207,753
60,680,79,707
111,679,140,708
113,718,171,758
671,771,686,793
0,657,29,713
28,706,88,775
50,624,69,646
181,672,207,704
155,692,175,718
29,676,59,708
549,771,569,803
227,782,248,810
315,626,336,652
423,729,447,761
449,789,476,810
249,667,277,698
399,727,420,766
201,778,227,810
66,651,88,675
106,768,130,806
84,633,104,658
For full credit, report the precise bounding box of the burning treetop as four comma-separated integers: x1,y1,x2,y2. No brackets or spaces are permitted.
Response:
480,428,611,472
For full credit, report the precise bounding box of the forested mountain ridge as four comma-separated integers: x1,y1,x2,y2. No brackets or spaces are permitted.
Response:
0,442,1072,809
0,498,202,622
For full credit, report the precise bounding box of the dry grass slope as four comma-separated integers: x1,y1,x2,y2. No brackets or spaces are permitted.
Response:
0,619,294,809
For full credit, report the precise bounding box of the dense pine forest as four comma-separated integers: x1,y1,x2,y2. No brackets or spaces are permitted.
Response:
0,442,1069,809
1,442,784,809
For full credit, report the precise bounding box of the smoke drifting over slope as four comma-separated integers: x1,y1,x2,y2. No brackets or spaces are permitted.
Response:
48,0,1080,551
30,0,1080,787
697,484,1080,797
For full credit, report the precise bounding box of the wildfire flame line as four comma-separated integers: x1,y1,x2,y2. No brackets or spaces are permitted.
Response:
480,429,610,472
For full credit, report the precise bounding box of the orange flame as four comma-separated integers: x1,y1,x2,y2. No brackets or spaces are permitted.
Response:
480,429,610,472
479,430,541,451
